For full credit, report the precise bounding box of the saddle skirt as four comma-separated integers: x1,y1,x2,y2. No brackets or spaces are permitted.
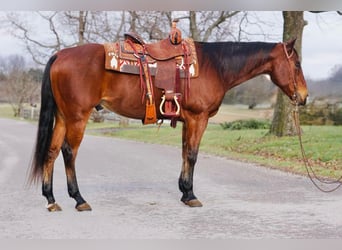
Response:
103,37,199,85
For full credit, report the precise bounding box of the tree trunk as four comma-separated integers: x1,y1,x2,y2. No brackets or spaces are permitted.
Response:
78,11,87,46
269,11,306,136
189,11,200,41
129,11,138,33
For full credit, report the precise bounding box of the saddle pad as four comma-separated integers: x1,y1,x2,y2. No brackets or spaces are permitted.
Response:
104,38,199,78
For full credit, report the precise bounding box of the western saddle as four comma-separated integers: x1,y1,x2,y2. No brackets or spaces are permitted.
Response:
104,20,198,127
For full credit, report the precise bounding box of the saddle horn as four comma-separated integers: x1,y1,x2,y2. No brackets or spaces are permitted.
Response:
169,19,182,45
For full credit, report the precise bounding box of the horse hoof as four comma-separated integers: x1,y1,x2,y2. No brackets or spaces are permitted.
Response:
46,203,62,212
184,199,203,207
76,202,92,211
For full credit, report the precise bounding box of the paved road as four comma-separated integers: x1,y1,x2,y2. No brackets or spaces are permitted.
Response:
1,118,342,239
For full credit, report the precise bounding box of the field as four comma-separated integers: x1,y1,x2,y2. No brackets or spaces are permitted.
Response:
208,104,273,123
0,103,15,119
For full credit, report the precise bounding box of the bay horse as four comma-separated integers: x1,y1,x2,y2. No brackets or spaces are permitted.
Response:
29,38,308,211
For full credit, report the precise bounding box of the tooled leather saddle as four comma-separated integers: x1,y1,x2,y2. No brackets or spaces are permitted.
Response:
104,20,199,127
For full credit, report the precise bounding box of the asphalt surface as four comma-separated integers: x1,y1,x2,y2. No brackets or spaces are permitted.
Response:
1,118,342,239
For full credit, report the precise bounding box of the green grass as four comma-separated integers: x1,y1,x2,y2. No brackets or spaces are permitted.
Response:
87,122,342,180
86,122,183,146
0,104,15,119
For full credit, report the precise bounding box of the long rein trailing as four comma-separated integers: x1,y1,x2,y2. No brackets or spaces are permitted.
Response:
292,103,342,193
283,42,342,193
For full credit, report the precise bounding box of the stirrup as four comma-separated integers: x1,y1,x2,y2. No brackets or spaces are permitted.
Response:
159,93,181,117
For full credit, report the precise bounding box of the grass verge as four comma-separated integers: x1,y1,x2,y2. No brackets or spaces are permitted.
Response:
87,122,342,180
0,104,15,119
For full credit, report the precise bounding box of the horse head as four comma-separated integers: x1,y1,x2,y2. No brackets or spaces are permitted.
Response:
269,38,308,106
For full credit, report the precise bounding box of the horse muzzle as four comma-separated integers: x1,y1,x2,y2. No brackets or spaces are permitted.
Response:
293,91,308,106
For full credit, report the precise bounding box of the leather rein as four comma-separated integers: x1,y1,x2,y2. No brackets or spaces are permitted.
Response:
283,43,342,192
293,105,342,193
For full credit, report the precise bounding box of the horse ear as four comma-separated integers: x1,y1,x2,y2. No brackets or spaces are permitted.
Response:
285,38,297,55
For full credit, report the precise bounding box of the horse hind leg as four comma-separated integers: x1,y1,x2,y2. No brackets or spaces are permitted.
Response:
42,115,66,212
62,119,91,211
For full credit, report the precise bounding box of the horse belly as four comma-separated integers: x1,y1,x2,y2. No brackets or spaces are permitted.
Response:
101,73,164,121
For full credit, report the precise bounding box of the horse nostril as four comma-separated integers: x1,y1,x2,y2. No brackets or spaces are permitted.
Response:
299,93,308,105
302,98,307,106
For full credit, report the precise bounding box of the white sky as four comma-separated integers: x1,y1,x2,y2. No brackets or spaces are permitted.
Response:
302,11,342,80
0,11,341,80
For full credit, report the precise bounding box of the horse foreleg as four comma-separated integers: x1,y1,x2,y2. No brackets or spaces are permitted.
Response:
62,118,91,211
42,115,66,212
179,113,208,207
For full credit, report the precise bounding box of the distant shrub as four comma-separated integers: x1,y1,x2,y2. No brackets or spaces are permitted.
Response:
299,99,342,126
329,108,342,125
220,119,271,130
299,108,328,125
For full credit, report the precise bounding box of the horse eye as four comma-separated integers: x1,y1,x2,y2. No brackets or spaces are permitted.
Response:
295,61,301,69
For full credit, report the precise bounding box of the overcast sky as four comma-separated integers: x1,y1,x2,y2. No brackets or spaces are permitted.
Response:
0,11,341,80
301,11,342,80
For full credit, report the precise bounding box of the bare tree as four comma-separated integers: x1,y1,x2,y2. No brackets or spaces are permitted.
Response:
6,11,68,65
125,11,263,43
6,11,127,65
127,11,172,41
60,11,88,46
188,11,240,41
0,55,40,117
60,11,126,44
86,11,126,42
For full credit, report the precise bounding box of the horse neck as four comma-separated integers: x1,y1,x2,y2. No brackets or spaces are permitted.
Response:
225,61,272,92
199,42,275,92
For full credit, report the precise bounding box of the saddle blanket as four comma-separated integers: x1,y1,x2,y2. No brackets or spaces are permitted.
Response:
103,38,199,79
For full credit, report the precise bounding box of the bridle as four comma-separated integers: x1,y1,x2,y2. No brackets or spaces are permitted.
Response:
282,43,342,192
282,43,299,103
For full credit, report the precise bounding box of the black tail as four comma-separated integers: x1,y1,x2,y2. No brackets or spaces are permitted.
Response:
29,55,58,184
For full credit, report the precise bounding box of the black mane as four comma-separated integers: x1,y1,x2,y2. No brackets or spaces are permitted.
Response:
200,41,277,81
